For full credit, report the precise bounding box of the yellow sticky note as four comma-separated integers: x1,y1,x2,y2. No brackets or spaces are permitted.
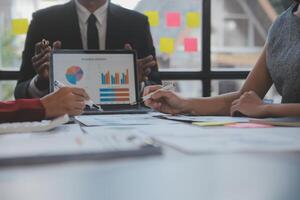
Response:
144,11,159,27
193,122,234,127
160,38,174,54
186,12,201,28
12,18,29,35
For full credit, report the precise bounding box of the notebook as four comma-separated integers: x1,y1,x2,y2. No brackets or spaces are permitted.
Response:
50,50,150,114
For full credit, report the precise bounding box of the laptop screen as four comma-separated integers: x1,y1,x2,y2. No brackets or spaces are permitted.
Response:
50,50,139,106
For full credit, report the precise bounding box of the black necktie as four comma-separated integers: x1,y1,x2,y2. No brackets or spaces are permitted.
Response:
87,14,99,49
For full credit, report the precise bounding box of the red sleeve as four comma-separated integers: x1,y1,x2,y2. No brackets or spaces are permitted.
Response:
0,99,46,123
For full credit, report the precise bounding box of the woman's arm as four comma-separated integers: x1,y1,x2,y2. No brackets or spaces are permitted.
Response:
183,45,273,116
264,104,300,117
0,87,89,123
0,99,45,123
145,45,273,116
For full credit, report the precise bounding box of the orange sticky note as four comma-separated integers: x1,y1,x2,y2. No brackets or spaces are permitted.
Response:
12,18,29,35
166,12,181,27
186,12,201,28
160,38,174,54
144,11,159,27
184,38,198,52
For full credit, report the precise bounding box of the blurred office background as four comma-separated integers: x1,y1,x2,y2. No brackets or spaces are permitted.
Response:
0,0,292,101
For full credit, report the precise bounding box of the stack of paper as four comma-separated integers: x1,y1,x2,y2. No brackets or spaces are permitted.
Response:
153,127,300,154
157,115,249,123
75,114,179,127
0,124,161,166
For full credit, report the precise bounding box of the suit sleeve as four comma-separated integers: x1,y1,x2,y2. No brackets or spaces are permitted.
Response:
14,12,44,99
0,99,46,123
140,18,161,85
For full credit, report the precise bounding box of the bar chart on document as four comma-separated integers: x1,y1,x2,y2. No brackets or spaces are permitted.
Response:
52,53,137,105
100,68,131,104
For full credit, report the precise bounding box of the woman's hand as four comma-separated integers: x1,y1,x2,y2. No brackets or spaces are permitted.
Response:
41,87,89,118
143,85,188,114
230,91,267,117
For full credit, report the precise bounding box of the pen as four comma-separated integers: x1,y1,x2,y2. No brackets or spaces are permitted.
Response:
54,80,103,111
142,83,175,102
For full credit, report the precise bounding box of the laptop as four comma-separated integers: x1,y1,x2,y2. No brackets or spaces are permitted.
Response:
50,50,150,115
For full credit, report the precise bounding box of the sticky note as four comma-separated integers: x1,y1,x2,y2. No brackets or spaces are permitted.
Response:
12,18,29,35
184,38,198,52
166,12,181,27
186,12,201,28
193,122,234,127
225,123,273,128
160,38,174,54
144,11,159,27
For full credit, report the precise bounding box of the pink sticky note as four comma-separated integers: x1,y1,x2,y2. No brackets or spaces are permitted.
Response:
226,123,273,128
184,38,198,52
166,12,181,27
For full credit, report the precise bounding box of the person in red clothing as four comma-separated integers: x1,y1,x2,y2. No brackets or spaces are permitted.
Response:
0,87,89,123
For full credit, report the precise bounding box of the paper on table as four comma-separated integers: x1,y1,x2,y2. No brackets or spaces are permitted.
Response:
81,122,204,138
0,124,94,159
153,127,300,154
134,123,209,137
0,124,83,141
0,124,159,162
193,122,235,127
75,114,179,127
250,117,300,127
158,115,249,123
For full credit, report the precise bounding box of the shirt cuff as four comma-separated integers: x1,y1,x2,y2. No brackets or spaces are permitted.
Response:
28,75,49,98
0,99,46,122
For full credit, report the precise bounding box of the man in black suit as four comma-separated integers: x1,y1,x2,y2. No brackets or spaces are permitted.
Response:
15,0,160,98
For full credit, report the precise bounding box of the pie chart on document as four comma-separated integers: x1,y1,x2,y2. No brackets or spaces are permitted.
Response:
65,66,84,85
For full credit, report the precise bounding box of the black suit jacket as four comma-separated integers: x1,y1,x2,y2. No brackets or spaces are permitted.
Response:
15,0,160,98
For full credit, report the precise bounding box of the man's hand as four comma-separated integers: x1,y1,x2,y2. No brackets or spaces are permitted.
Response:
230,91,267,117
143,85,187,114
41,87,89,118
124,44,157,82
32,40,62,81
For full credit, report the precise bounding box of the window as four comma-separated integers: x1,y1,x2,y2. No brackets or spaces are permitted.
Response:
0,0,289,101
0,0,68,100
211,0,271,70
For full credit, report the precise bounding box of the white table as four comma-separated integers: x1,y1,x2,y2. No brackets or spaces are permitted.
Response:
0,115,300,200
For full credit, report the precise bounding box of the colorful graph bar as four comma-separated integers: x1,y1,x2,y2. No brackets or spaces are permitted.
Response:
99,87,130,103
101,69,129,85
100,98,130,102
100,88,129,92
100,93,129,97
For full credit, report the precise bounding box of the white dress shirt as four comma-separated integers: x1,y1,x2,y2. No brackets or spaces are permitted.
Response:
28,0,109,97
75,0,108,50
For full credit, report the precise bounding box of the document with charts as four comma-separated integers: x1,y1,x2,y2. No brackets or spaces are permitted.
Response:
51,52,137,105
